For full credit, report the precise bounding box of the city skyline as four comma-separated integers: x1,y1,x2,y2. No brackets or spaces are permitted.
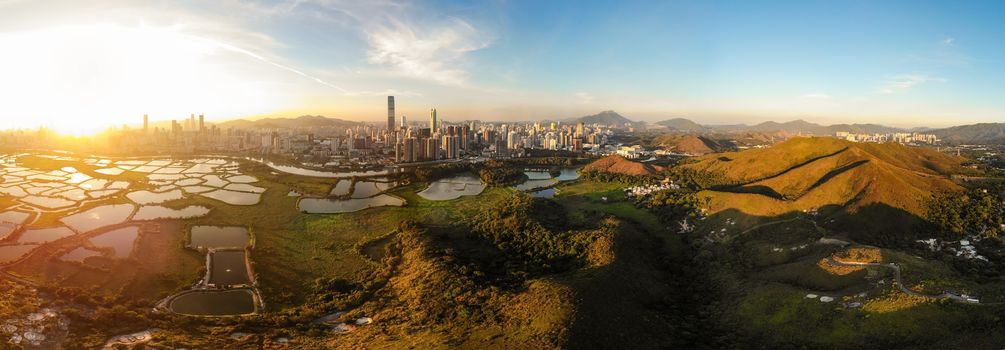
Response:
2,0,1005,134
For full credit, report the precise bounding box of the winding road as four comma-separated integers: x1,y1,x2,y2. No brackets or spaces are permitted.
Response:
826,257,976,304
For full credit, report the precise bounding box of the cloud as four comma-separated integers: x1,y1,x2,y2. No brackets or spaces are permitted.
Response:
245,0,493,87
879,74,946,94
574,92,596,104
941,37,955,46
800,93,831,100
366,17,490,86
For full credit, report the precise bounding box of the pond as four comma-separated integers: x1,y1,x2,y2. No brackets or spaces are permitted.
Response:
60,204,135,233
21,195,76,210
208,250,251,286
248,157,391,178
329,180,351,196
126,189,184,205
132,205,211,221
0,210,30,225
202,189,261,205
417,174,485,201
223,183,266,193
555,168,581,181
0,244,37,264
0,223,16,240
89,226,139,258
298,195,405,214
350,181,384,198
60,247,103,263
189,226,250,250
168,289,256,316
18,227,75,244
512,179,557,191
529,188,558,198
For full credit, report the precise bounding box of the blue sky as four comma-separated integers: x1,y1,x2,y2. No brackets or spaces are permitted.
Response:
0,0,1003,131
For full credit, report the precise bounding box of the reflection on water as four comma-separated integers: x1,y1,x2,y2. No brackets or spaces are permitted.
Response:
168,289,256,316
90,226,139,258
189,226,250,250
60,204,135,233
202,189,261,205
126,189,184,205
60,247,102,263
299,195,405,213
18,227,74,244
417,174,485,201
247,157,391,178
513,179,557,191
208,250,251,286
529,188,558,198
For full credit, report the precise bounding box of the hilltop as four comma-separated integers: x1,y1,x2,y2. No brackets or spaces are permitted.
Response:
583,155,665,176
652,134,733,155
568,111,635,126
682,137,964,242
656,118,708,132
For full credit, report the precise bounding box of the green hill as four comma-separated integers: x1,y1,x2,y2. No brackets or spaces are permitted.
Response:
682,137,964,240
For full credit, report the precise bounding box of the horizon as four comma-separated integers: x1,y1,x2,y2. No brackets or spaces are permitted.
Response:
2,0,1005,133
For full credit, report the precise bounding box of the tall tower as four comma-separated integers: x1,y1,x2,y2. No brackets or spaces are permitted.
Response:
387,96,395,130
429,108,437,132
401,115,407,128
199,114,205,132
143,114,149,133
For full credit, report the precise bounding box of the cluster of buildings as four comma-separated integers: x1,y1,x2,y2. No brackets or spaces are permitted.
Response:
834,131,939,144
0,96,629,167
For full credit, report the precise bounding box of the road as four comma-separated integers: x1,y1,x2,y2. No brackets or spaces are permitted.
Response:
827,257,973,303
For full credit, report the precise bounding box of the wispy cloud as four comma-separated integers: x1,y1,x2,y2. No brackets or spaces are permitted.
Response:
800,93,831,100
879,74,946,94
366,18,490,86
574,92,596,104
248,0,494,87
193,35,350,93
941,37,955,46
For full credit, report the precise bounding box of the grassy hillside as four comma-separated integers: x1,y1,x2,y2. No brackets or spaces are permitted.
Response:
582,155,664,176
681,137,964,242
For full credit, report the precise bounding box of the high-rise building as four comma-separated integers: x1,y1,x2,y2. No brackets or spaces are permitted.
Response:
429,108,437,132
143,114,148,134
199,114,205,132
387,96,395,130
401,115,407,128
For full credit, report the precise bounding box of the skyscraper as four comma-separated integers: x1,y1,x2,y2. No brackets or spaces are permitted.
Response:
199,114,205,132
401,115,407,128
143,114,148,134
387,96,395,130
429,108,437,132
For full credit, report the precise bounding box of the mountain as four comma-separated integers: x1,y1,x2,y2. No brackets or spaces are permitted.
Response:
707,120,906,135
652,135,732,155
217,115,359,129
683,137,963,242
582,155,664,176
569,111,634,126
656,118,708,132
931,123,1005,144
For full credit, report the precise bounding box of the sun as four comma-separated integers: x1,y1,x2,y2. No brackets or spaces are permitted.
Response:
0,23,292,135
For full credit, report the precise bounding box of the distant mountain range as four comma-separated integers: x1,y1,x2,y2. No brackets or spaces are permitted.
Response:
931,123,1005,144
651,116,1005,144
217,115,361,129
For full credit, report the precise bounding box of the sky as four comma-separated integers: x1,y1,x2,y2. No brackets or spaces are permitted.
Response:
0,0,1003,134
